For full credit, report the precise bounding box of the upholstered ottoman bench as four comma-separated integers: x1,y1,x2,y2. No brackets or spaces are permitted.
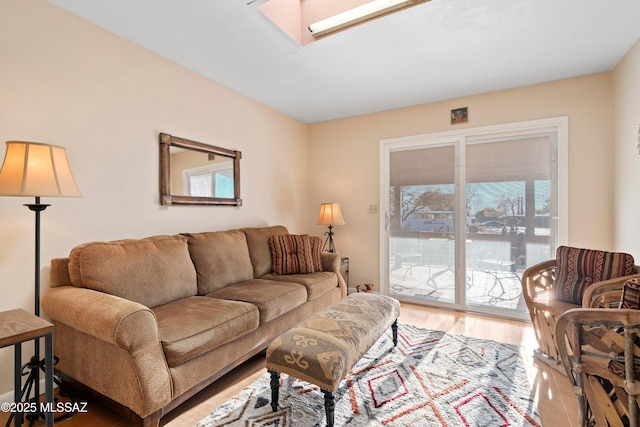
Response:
265,293,400,427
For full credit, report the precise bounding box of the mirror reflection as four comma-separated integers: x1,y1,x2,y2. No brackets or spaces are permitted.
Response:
160,133,241,206
170,147,235,198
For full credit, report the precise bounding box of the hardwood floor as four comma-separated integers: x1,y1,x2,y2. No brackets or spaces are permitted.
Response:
0,302,577,426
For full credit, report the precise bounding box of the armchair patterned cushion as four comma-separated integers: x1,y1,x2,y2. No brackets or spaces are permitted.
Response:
554,246,634,304
619,278,640,309
521,246,639,372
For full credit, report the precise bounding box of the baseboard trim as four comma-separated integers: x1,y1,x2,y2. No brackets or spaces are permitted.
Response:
0,378,58,404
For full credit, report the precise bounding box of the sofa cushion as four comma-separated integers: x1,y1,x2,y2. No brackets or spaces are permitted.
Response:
68,235,197,308
555,246,635,304
242,225,288,277
152,296,259,367
185,230,254,294
205,279,307,323
269,234,316,275
261,271,336,301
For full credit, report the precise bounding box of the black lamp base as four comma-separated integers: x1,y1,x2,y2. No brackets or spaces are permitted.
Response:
322,225,337,253
5,355,74,427
6,198,76,427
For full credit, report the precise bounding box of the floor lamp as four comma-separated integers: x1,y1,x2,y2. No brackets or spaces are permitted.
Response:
316,202,346,253
0,141,82,425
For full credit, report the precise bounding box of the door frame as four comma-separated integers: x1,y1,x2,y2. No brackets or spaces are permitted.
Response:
379,116,568,319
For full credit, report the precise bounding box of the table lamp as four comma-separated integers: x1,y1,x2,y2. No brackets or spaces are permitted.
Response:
316,202,345,253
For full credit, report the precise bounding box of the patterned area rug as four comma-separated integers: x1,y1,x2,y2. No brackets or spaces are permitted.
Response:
196,323,541,427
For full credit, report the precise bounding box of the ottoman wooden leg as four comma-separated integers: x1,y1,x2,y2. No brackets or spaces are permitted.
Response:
392,319,398,346
269,370,280,412
322,390,335,427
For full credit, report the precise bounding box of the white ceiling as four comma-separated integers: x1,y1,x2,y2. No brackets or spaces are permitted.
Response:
48,0,640,124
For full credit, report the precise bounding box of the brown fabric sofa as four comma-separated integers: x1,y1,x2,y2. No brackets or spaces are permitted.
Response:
41,225,346,427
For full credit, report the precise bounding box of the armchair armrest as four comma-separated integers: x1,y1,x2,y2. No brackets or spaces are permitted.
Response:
521,259,556,315
321,252,348,298
582,270,640,308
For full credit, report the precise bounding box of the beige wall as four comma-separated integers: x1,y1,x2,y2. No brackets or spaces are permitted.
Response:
613,38,640,255
0,0,636,401
0,0,309,395
308,73,615,289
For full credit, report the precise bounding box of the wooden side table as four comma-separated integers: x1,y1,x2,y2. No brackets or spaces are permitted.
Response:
0,308,54,427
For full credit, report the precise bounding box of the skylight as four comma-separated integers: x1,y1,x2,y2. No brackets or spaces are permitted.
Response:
258,0,430,45
308,0,430,38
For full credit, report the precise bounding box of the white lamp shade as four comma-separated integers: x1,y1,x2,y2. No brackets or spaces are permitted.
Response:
0,141,82,197
316,203,346,226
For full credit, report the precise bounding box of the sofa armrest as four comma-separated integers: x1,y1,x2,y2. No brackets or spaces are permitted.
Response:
321,252,347,298
41,286,172,417
42,286,159,348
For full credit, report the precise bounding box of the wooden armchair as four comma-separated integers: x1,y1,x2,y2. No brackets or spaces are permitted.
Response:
555,308,640,426
521,247,638,373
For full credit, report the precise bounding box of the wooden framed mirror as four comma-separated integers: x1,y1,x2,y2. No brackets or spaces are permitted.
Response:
159,133,242,206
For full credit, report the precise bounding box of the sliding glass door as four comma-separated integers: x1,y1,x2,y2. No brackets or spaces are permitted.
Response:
387,142,459,304
464,134,555,314
380,118,566,320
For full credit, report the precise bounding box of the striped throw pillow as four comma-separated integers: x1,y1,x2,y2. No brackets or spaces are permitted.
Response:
269,234,315,275
309,235,323,273
555,246,635,304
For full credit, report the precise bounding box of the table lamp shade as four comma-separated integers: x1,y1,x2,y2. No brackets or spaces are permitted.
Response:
316,203,346,226
0,141,82,197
